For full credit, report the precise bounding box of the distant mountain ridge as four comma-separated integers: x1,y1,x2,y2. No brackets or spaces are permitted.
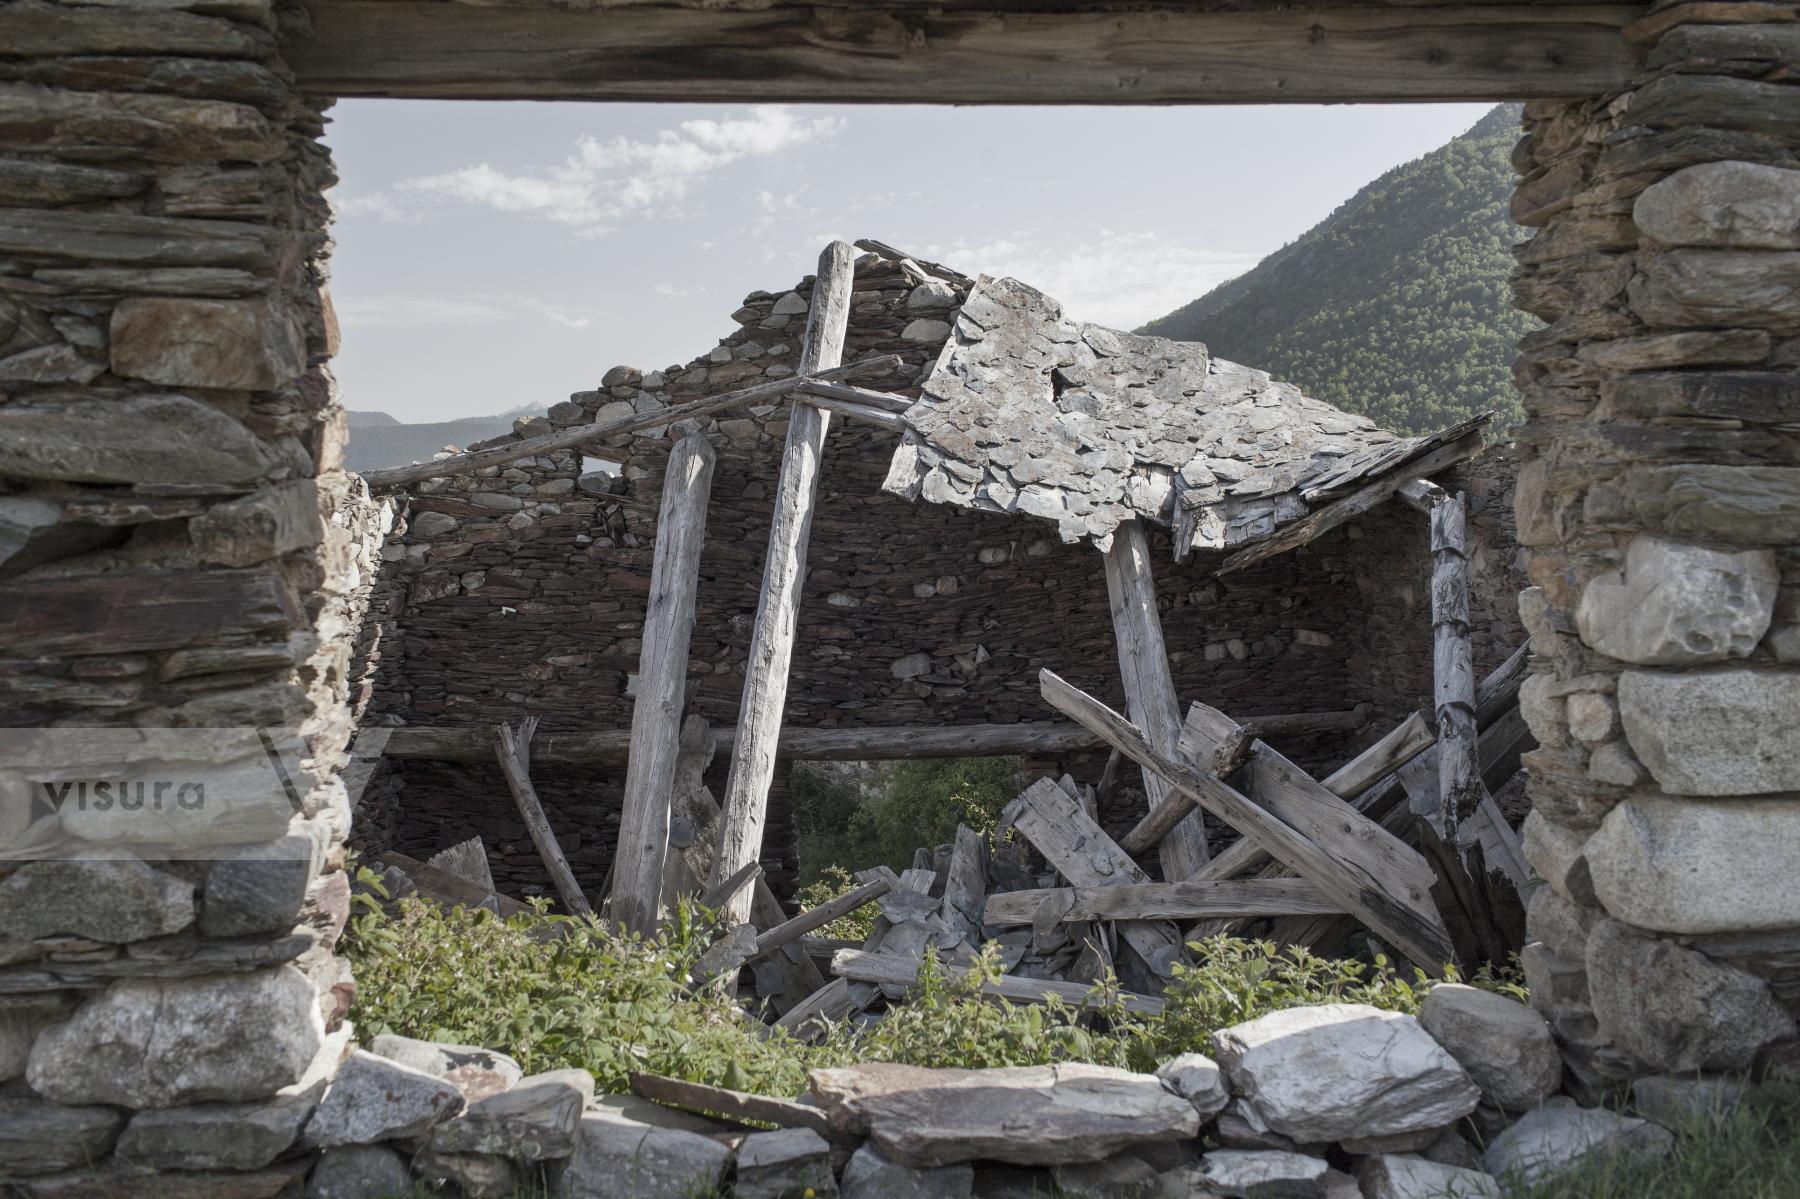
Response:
1140,104,1535,435
343,404,546,473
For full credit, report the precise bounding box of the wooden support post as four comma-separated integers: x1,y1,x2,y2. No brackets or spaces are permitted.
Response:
711,240,857,924
609,431,716,936
1398,478,1486,841
1102,518,1209,878
494,718,593,917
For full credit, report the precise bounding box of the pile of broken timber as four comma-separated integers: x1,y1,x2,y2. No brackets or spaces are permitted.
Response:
677,648,1533,1035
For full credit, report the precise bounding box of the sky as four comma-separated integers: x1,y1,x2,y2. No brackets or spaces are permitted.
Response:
323,102,1493,423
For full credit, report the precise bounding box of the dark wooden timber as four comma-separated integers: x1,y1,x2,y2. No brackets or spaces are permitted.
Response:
287,3,1643,105
380,709,1370,764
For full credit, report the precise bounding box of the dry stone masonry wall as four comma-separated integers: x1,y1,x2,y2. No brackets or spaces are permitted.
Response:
358,256,1521,903
1509,3,1800,1096
0,1,370,1194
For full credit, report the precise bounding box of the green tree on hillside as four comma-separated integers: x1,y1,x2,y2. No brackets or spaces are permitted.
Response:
1141,105,1537,435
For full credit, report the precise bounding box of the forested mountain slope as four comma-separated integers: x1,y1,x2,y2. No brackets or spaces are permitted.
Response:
1140,105,1535,435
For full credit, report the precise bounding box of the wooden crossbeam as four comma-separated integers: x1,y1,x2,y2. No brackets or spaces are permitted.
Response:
380,711,1372,764
1039,669,1455,972
830,949,1165,1018
984,879,1342,926
359,353,900,489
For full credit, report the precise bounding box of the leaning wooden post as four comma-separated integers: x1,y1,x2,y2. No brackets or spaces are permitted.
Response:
1102,519,1210,878
495,717,594,917
710,239,857,923
609,430,717,935
1398,479,1484,842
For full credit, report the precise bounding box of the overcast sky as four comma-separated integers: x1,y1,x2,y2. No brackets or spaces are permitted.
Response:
324,101,1493,423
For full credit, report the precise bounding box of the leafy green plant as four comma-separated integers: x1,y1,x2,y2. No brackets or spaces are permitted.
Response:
793,865,879,943
793,757,1023,883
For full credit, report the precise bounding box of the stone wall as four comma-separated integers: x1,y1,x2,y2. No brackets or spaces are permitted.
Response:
1509,7,1800,1096
355,257,1524,903
0,1,365,1192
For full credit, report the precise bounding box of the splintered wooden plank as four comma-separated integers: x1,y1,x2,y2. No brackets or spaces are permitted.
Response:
1039,669,1455,972
748,876,891,965
495,719,593,918
1001,778,1184,977
830,949,1165,1017
984,879,1342,926
1181,702,1439,902
939,824,987,945
712,240,858,924
1219,421,1489,575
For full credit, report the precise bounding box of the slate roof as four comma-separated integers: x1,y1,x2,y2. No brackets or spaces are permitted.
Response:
881,275,1487,559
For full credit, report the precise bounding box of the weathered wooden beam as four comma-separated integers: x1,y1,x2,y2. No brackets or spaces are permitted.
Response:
795,379,915,414
1039,668,1456,972
830,949,1166,1017
1219,419,1489,575
1406,484,1485,839
1117,722,1252,857
854,239,975,288
357,353,899,490
609,431,716,936
1104,518,1210,877
747,877,892,966
697,861,762,914
494,718,593,918
1002,777,1185,979
712,240,858,924
796,391,909,433
380,852,534,918
381,712,1372,764
984,879,1342,926
287,4,1643,105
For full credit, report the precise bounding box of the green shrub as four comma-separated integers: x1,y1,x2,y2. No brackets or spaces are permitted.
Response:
793,865,878,943
793,757,1023,884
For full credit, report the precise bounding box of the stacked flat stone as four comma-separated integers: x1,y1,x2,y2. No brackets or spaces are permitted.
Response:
0,1,377,1193
1510,2,1800,1096
356,252,1526,904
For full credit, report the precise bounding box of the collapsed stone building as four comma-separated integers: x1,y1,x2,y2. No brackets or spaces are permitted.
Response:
352,253,1526,907
0,1,1797,1196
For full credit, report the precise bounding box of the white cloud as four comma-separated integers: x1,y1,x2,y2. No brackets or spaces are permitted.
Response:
928,231,1262,331
335,293,598,330
336,106,844,232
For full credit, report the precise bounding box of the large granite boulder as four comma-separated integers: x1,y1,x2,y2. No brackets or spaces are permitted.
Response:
1357,1154,1499,1199
1575,535,1776,664
1189,1149,1333,1198
0,853,195,944
1482,1099,1672,1187
110,296,306,391
1209,1004,1480,1143
809,1062,1198,1167
27,966,322,1106
0,994,76,1081
735,1127,838,1199
1155,1052,1230,1120
1585,918,1794,1073
430,1070,586,1161
1618,668,1800,795
1585,796,1800,933
1417,984,1561,1112
115,1092,318,1171
839,1144,973,1199
0,1096,123,1176
1634,161,1800,250
305,1144,414,1199
553,1111,732,1199
367,1032,521,1102
305,1049,465,1146
200,830,319,937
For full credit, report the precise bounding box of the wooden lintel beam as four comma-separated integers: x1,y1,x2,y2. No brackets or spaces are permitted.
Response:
287,4,1643,105
984,878,1343,926
377,709,1375,765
